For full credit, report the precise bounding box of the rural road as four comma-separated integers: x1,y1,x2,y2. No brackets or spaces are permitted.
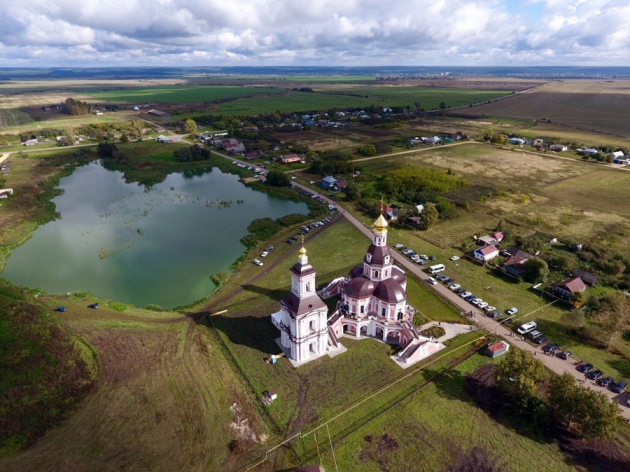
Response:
286,179,630,419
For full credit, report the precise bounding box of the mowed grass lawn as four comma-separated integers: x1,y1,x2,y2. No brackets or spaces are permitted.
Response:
85,85,283,103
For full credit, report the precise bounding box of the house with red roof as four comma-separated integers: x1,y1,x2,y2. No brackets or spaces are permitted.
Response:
474,244,499,262
554,277,587,300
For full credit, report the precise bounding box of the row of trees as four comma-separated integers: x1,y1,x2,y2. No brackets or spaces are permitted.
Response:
62,98,92,116
173,144,210,162
494,348,619,439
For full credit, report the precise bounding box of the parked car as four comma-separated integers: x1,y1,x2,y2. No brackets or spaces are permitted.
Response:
429,256,437,261
598,376,615,387
465,294,476,302
478,302,489,309
577,363,594,373
471,298,483,306
507,307,519,316
559,350,572,360
394,243,404,249
455,288,466,294
534,336,548,344
483,305,496,312
436,274,449,281
265,246,274,251
427,277,437,285
254,259,263,266
87,303,99,309
443,277,454,285
450,256,460,261
528,330,542,340
543,343,559,353
420,255,428,260
460,291,472,298
287,239,295,245
489,311,502,318
449,284,461,291
586,370,603,381
260,251,269,257
612,380,627,394
54,306,67,312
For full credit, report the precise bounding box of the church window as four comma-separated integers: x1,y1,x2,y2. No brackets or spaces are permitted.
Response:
381,307,386,317
306,282,311,292
384,255,389,264
397,311,403,321
366,253,372,263
309,320,316,332
374,270,379,278
385,270,388,277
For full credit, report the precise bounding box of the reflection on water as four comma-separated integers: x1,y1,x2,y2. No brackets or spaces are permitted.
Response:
2,162,307,308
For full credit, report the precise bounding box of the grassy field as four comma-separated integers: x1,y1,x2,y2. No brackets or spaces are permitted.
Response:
465,80,630,139
0,109,33,128
85,85,284,103
0,114,123,133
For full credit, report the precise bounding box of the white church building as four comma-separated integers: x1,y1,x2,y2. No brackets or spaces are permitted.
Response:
271,213,444,367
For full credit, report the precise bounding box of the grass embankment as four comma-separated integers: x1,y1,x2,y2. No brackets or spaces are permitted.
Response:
0,282,97,455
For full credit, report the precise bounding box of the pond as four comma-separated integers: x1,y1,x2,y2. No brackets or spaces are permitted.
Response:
2,161,308,308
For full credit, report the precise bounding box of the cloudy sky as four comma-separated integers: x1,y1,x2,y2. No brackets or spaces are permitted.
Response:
0,0,628,67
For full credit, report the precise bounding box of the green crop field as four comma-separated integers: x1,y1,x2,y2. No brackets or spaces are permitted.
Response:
318,86,510,109
85,85,284,103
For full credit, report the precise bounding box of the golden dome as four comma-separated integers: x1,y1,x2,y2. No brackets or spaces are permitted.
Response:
299,245,307,255
374,214,388,232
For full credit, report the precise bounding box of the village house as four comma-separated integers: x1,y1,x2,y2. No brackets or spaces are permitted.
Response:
477,233,503,246
474,244,499,262
554,277,587,300
503,248,532,278
571,269,597,287
549,144,568,152
321,176,337,189
242,126,259,132
333,179,348,191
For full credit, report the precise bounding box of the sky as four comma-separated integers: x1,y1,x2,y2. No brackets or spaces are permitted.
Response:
0,0,628,67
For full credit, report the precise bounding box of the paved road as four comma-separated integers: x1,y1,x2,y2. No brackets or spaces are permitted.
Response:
287,180,630,418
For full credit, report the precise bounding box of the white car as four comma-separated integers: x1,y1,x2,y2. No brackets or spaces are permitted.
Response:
260,251,268,257
428,277,437,285
310,181,315,184
254,259,263,266
507,307,519,316
483,305,496,312
420,254,428,260
472,298,483,306
394,243,404,249
450,256,460,261
449,283,461,291
478,302,488,309
460,291,472,298
291,176,297,180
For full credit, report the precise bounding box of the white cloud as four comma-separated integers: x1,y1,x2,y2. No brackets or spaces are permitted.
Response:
0,0,628,66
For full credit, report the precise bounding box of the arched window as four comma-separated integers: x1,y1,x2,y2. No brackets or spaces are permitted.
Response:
384,255,390,264
374,270,379,278
397,311,403,321
306,282,311,292
366,253,372,263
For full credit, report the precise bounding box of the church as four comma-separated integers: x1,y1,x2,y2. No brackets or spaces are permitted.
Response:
271,213,444,367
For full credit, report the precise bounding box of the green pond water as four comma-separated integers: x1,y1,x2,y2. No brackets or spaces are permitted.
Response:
2,161,308,308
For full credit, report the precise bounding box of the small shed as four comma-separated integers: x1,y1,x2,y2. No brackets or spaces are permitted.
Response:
486,341,510,358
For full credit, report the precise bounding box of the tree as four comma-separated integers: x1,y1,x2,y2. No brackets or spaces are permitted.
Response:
265,170,290,187
548,372,620,439
120,133,129,143
522,258,549,283
420,202,439,230
345,182,360,201
357,144,377,157
570,290,587,306
97,142,118,157
439,102,447,110
184,119,198,135
173,144,210,162
494,348,546,413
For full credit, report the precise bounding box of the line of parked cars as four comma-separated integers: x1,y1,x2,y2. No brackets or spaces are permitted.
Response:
294,186,330,208
517,321,628,395
394,244,437,266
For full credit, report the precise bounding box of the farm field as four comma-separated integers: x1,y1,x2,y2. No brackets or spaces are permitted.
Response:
0,108,32,128
85,85,284,103
0,79,188,94
0,114,122,133
314,85,510,109
463,80,630,139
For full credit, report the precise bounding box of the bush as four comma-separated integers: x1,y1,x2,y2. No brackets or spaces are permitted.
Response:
266,170,291,187
173,144,210,162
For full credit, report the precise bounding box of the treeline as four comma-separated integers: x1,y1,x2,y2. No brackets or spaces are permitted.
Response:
62,98,92,116
309,150,359,175
173,144,211,162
